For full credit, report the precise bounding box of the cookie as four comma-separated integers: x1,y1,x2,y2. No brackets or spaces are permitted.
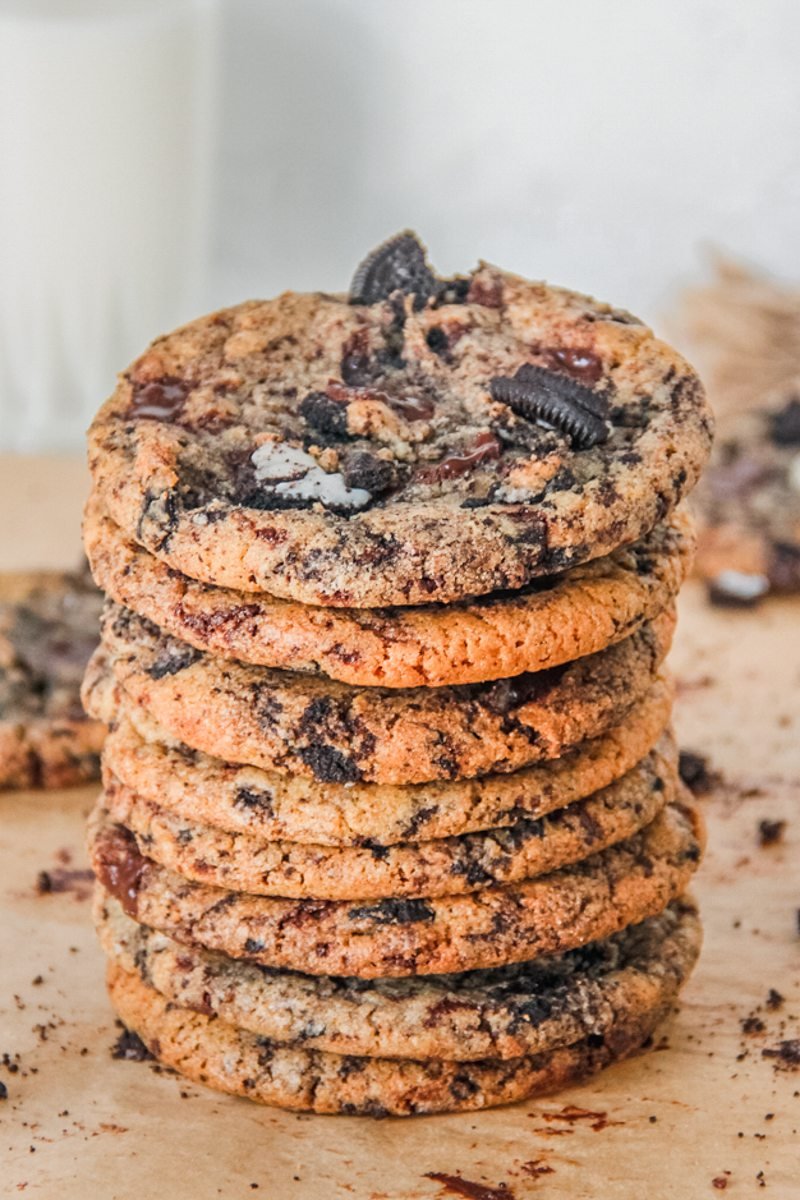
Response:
90,668,674,846
84,493,694,687
88,796,703,978
0,567,104,789
98,893,700,1062
691,394,800,602
87,236,712,608
100,743,676,899
92,604,675,785
104,959,679,1116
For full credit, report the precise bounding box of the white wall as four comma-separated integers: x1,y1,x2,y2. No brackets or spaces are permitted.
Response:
212,0,800,324
4,0,799,450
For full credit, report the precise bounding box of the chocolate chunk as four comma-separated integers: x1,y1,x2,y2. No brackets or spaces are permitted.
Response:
340,450,398,496
348,897,435,925
540,346,604,386
340,328,372,385
425,326,450,356
234,787,275,815
417,432,502,484
298,744,361,783
0,1081,7,1100
483,664,568,714
490,363,609,449
94,827,146,918
768,396,800,445
129,376,190,421
350,231,438,309
299,391,349,439
147,642,201,679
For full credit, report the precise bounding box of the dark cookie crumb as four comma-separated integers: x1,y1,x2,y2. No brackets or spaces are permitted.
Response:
757,818,787,847
677,750,719,796
762,1040,800,1068
111,1027,153,1062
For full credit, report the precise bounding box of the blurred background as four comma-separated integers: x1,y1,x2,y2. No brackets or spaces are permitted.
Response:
1,0,799,453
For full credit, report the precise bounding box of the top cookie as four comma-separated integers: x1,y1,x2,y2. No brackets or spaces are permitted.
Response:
88,233,712,607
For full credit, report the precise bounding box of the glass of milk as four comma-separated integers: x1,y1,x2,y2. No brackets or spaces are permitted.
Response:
0,0,219,451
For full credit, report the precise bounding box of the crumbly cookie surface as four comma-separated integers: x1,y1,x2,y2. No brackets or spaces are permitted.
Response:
85,495,694,687
88,663,673,845
88,797,703,978
92,604,674,785
88,245,712,607
98,894,699,1063
0,568,104,789
101,744,675,899
105,960,673,1116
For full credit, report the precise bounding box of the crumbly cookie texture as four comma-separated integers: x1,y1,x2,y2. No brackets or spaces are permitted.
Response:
105,958,681,1116
87,248,712,608
101,743,675,900
84,493,694,687
91,604,674,785
88,662,673,845
88,796,703,979
692,393,800,602
0,568,104,789
98,893,700,1062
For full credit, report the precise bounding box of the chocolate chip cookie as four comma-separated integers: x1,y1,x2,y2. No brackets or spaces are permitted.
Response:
85,493,694,686
92,604,675,785
100,743,676,899
98,892,699,1062
104,956,685,1115
87,234,712,607
88,795,703,978
0,567,104,789
89,663,673,845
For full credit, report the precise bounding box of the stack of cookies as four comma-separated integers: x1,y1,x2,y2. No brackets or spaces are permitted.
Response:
81,234,713,1116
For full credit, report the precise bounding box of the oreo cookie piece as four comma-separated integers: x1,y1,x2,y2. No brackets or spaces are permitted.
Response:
350,231,438,309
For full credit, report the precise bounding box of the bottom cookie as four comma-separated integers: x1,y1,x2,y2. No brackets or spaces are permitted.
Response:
106,959,679,1117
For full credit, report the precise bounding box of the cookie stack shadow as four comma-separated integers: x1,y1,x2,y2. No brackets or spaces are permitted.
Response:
82,497,705,1116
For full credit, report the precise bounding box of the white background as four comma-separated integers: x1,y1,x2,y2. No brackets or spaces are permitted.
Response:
4,0,800,449
212,0,800,321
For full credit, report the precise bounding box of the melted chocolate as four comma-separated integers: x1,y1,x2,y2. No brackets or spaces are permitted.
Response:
95,827,146,917
541,346,604,385
129,377,190,421
418,432,501,483
424,1173,515,1200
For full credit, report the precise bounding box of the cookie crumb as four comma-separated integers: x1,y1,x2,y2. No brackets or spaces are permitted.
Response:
111,1028,153,1062
678,750,719,795
762,1039,800,1069
758,818,786,847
